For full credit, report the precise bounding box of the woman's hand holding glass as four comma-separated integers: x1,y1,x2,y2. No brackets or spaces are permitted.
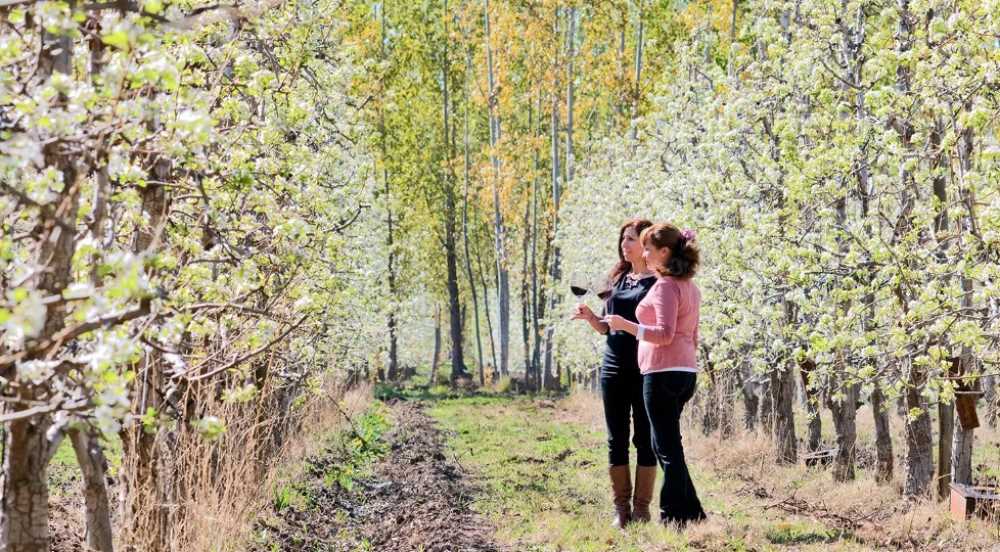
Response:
571,303,599,323
605,314,627,331
571,302,610,335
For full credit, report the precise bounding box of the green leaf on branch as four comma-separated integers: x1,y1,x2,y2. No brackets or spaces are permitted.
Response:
102,31,130,51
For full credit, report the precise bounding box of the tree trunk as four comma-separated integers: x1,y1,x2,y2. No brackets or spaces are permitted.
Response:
565,6,576,184
829,382,859,481
758,377,773,433
552,6,576,392
521,180,532,381
770,296,797,464
629,0,645,143
431,305,442,384
441,7,466,381
543,6,565,392
805,398,821,453
445,205,466,380
379,4,399,382
952,412,974,486
462,51,485,385
475,245,498,379
1,418,62,552
950,296,976,489
1,22,78,551
69,429,114,552
985,374,998,428
937,400,954,500
120,162,172,550
482,0,510,378
891,0,933,499
903,358,934,497
719,370,736,438
533,196,551,391
800,360,822,453
529,92,543,391
701,361,719,435
951,102,977,488
770,362,798,464
736,363,759,431
870,385,894,484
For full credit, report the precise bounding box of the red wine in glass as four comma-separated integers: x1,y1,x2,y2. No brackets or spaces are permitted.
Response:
571,285,612,300
571,285,613,326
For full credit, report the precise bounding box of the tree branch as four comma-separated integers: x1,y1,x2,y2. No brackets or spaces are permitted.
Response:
0,298,151,374
183,314,309,381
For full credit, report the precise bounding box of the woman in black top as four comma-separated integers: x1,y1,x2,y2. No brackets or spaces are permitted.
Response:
572,218,657,527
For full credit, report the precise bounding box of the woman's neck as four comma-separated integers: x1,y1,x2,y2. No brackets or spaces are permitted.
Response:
629,259,650,275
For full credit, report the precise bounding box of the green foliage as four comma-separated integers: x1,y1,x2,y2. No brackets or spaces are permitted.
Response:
317,404,391,492
373,383,406,402
557,0,1000,429
272,483,311,513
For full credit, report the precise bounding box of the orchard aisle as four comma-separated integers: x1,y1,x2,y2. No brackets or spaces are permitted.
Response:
424,391,1000,552
254,400,503,551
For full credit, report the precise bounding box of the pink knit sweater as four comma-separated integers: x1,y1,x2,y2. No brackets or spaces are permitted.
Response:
635,276,700,374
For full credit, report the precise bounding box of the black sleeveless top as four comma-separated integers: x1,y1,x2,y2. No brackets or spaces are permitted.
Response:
602,273,657,375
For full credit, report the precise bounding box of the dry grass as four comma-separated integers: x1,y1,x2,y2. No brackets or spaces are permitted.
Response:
560,388,1000,551
116,364,373,552
185,379,373,552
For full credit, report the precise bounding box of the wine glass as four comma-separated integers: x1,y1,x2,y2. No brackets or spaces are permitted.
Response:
570,277,612,321
570,285,612,300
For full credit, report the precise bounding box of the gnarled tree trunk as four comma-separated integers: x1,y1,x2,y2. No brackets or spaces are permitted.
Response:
1,20,79,552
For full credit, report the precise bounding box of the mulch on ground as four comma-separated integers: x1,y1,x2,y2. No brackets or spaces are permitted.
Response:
256,400,503,552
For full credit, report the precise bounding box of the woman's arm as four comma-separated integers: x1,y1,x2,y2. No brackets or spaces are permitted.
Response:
571,304,609,334
636,280,679,345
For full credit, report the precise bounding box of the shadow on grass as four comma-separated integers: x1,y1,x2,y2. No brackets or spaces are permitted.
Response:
764,522,848,545
374,381,568,405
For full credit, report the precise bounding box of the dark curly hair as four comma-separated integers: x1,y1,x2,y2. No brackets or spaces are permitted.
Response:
640,223,699,279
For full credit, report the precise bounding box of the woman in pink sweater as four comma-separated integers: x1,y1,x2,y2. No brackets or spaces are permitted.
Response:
606,223,706,525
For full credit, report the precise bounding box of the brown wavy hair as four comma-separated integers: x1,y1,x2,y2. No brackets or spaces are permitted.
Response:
640,223,699,279
606,218,654,289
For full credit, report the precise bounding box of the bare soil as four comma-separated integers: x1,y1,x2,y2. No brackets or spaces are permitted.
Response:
49,459,88,552
50,494,86,552
256,400,503,551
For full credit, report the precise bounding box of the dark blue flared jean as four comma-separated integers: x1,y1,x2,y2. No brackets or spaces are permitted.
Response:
642,370,706,523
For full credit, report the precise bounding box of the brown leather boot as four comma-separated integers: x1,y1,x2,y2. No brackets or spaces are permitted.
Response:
609,465,632,528
632,465,657,522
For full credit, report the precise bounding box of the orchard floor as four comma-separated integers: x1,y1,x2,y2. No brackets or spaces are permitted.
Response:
49,384,1000,551
253,384,999,551
423,389,1000,552
252,399,502,551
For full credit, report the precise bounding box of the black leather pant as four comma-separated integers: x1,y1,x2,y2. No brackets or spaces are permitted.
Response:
600,364,655,467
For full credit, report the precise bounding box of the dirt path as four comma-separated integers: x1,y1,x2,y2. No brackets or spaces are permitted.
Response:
257,400,503,551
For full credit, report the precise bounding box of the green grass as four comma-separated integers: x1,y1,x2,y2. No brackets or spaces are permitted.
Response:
419,389,892,551
48,433,123,496
316,404,391,491
426,393,695,551
49,438,79,492
765,521,841,545
272,482,312,512
254,402,391,550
